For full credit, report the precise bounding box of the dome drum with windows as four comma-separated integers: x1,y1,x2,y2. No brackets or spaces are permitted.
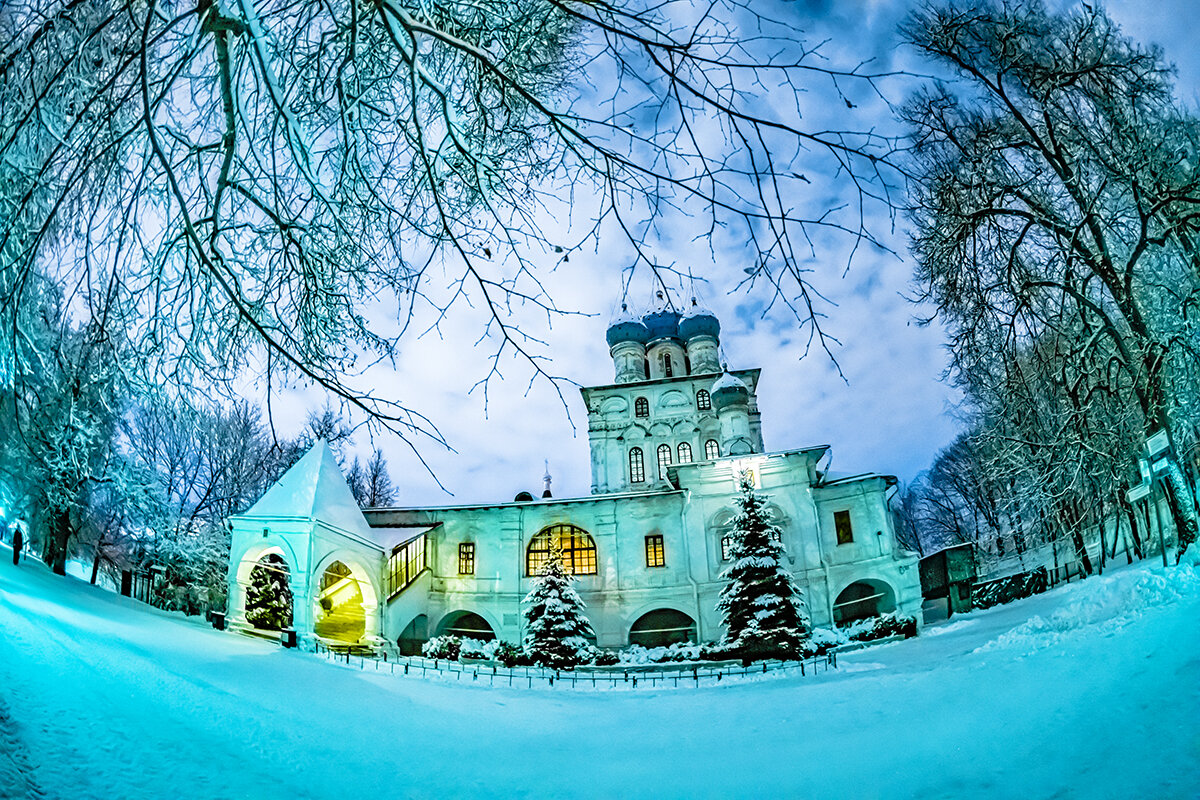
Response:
607,294,723,383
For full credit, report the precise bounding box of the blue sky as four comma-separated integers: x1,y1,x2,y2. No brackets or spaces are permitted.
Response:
267,1,1200,506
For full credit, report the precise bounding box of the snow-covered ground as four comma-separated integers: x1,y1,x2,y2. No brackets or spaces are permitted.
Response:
1,545,1198,800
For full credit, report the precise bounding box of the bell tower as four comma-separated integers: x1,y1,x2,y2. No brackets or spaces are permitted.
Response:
586,294,764,493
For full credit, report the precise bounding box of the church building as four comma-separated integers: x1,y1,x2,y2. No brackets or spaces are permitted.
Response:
225,300,922,651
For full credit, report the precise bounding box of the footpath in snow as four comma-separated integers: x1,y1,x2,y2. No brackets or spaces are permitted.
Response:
1,544,1198,800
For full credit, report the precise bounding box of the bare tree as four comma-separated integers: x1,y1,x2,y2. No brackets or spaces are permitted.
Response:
359,448,397,508
903,1,1200,552
1,0,906,476
891,480,926,557
125,398,292,611
0,275,140,575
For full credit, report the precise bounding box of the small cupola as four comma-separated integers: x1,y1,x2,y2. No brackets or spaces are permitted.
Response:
678,298,720,341
605,303,650,348
680,297,721,374
711,370,750,411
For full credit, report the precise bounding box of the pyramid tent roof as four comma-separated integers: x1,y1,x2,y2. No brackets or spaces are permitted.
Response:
243,441,376,543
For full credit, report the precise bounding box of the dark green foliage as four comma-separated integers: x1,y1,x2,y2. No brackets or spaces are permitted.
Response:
716,474,809,661
494,641,534,667
245,554,292,630
592,650,620,666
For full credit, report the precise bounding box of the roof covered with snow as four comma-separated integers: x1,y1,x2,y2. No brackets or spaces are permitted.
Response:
711,371,747,392
242,441,376,542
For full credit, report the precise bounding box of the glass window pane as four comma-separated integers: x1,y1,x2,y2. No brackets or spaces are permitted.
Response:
657,444,672,478
835,510,854,545
526,524,597,576
645,534,665,567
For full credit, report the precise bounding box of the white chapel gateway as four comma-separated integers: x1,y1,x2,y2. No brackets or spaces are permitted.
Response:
226,299,922,650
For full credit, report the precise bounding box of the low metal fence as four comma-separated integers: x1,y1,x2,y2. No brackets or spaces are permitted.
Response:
312,640,838,690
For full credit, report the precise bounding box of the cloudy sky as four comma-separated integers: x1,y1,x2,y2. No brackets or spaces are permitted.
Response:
269,1,1200,507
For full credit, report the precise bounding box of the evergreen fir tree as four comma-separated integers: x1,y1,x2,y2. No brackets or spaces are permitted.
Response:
716,473,809,660
522,545,595,669
245,553,293,630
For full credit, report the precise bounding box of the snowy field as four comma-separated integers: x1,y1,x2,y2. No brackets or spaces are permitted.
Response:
1,546,1198,800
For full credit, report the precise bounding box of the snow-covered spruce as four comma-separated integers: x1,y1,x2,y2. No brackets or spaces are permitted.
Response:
715,473,809,661
522,545,595,669
245,553,292,630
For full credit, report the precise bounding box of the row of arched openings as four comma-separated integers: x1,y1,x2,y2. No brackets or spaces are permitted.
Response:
417,608,699,649
629,440,720,483
246,552,895,650
244,554,369,644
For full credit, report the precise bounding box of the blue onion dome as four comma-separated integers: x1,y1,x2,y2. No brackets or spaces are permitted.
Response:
643,291,681,341
711,370,749,411
678,297,720,341
606,303,650,347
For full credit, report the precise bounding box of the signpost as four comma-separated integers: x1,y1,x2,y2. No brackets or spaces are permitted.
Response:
1147,429,1169,458
1126,477,1166,567
1127,432,1176,567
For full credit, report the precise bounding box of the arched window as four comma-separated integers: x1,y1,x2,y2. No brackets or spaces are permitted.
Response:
526,524,598,576
720,535,734,561
629,447,645,483
704,439,720,460
634,397,649,418
696,389,711,410
677,442,692,463
657,444,672,478
663,353,674,377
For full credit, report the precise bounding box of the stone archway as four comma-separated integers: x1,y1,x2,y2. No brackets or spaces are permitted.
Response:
397,614,428,656
833,579,897,627
313,561,366,642
229,539,302,630
629,608,697,647
244,552,294,632
435,611,496,641
310,553,381,645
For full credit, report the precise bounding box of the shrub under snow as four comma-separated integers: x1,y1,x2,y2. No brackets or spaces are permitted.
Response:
421,635,462,660
458,638,500,660
842,613,918,643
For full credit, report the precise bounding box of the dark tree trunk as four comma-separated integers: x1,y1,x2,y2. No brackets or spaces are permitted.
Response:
1063,500,1094,576
48,509,71,576
1071,529,1094,576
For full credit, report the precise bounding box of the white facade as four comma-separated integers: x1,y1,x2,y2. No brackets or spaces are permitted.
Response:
226,302,922,649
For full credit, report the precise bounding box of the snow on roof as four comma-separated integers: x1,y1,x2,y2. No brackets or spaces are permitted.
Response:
712,371,747,391
243,440,376,542
819,471,895,487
